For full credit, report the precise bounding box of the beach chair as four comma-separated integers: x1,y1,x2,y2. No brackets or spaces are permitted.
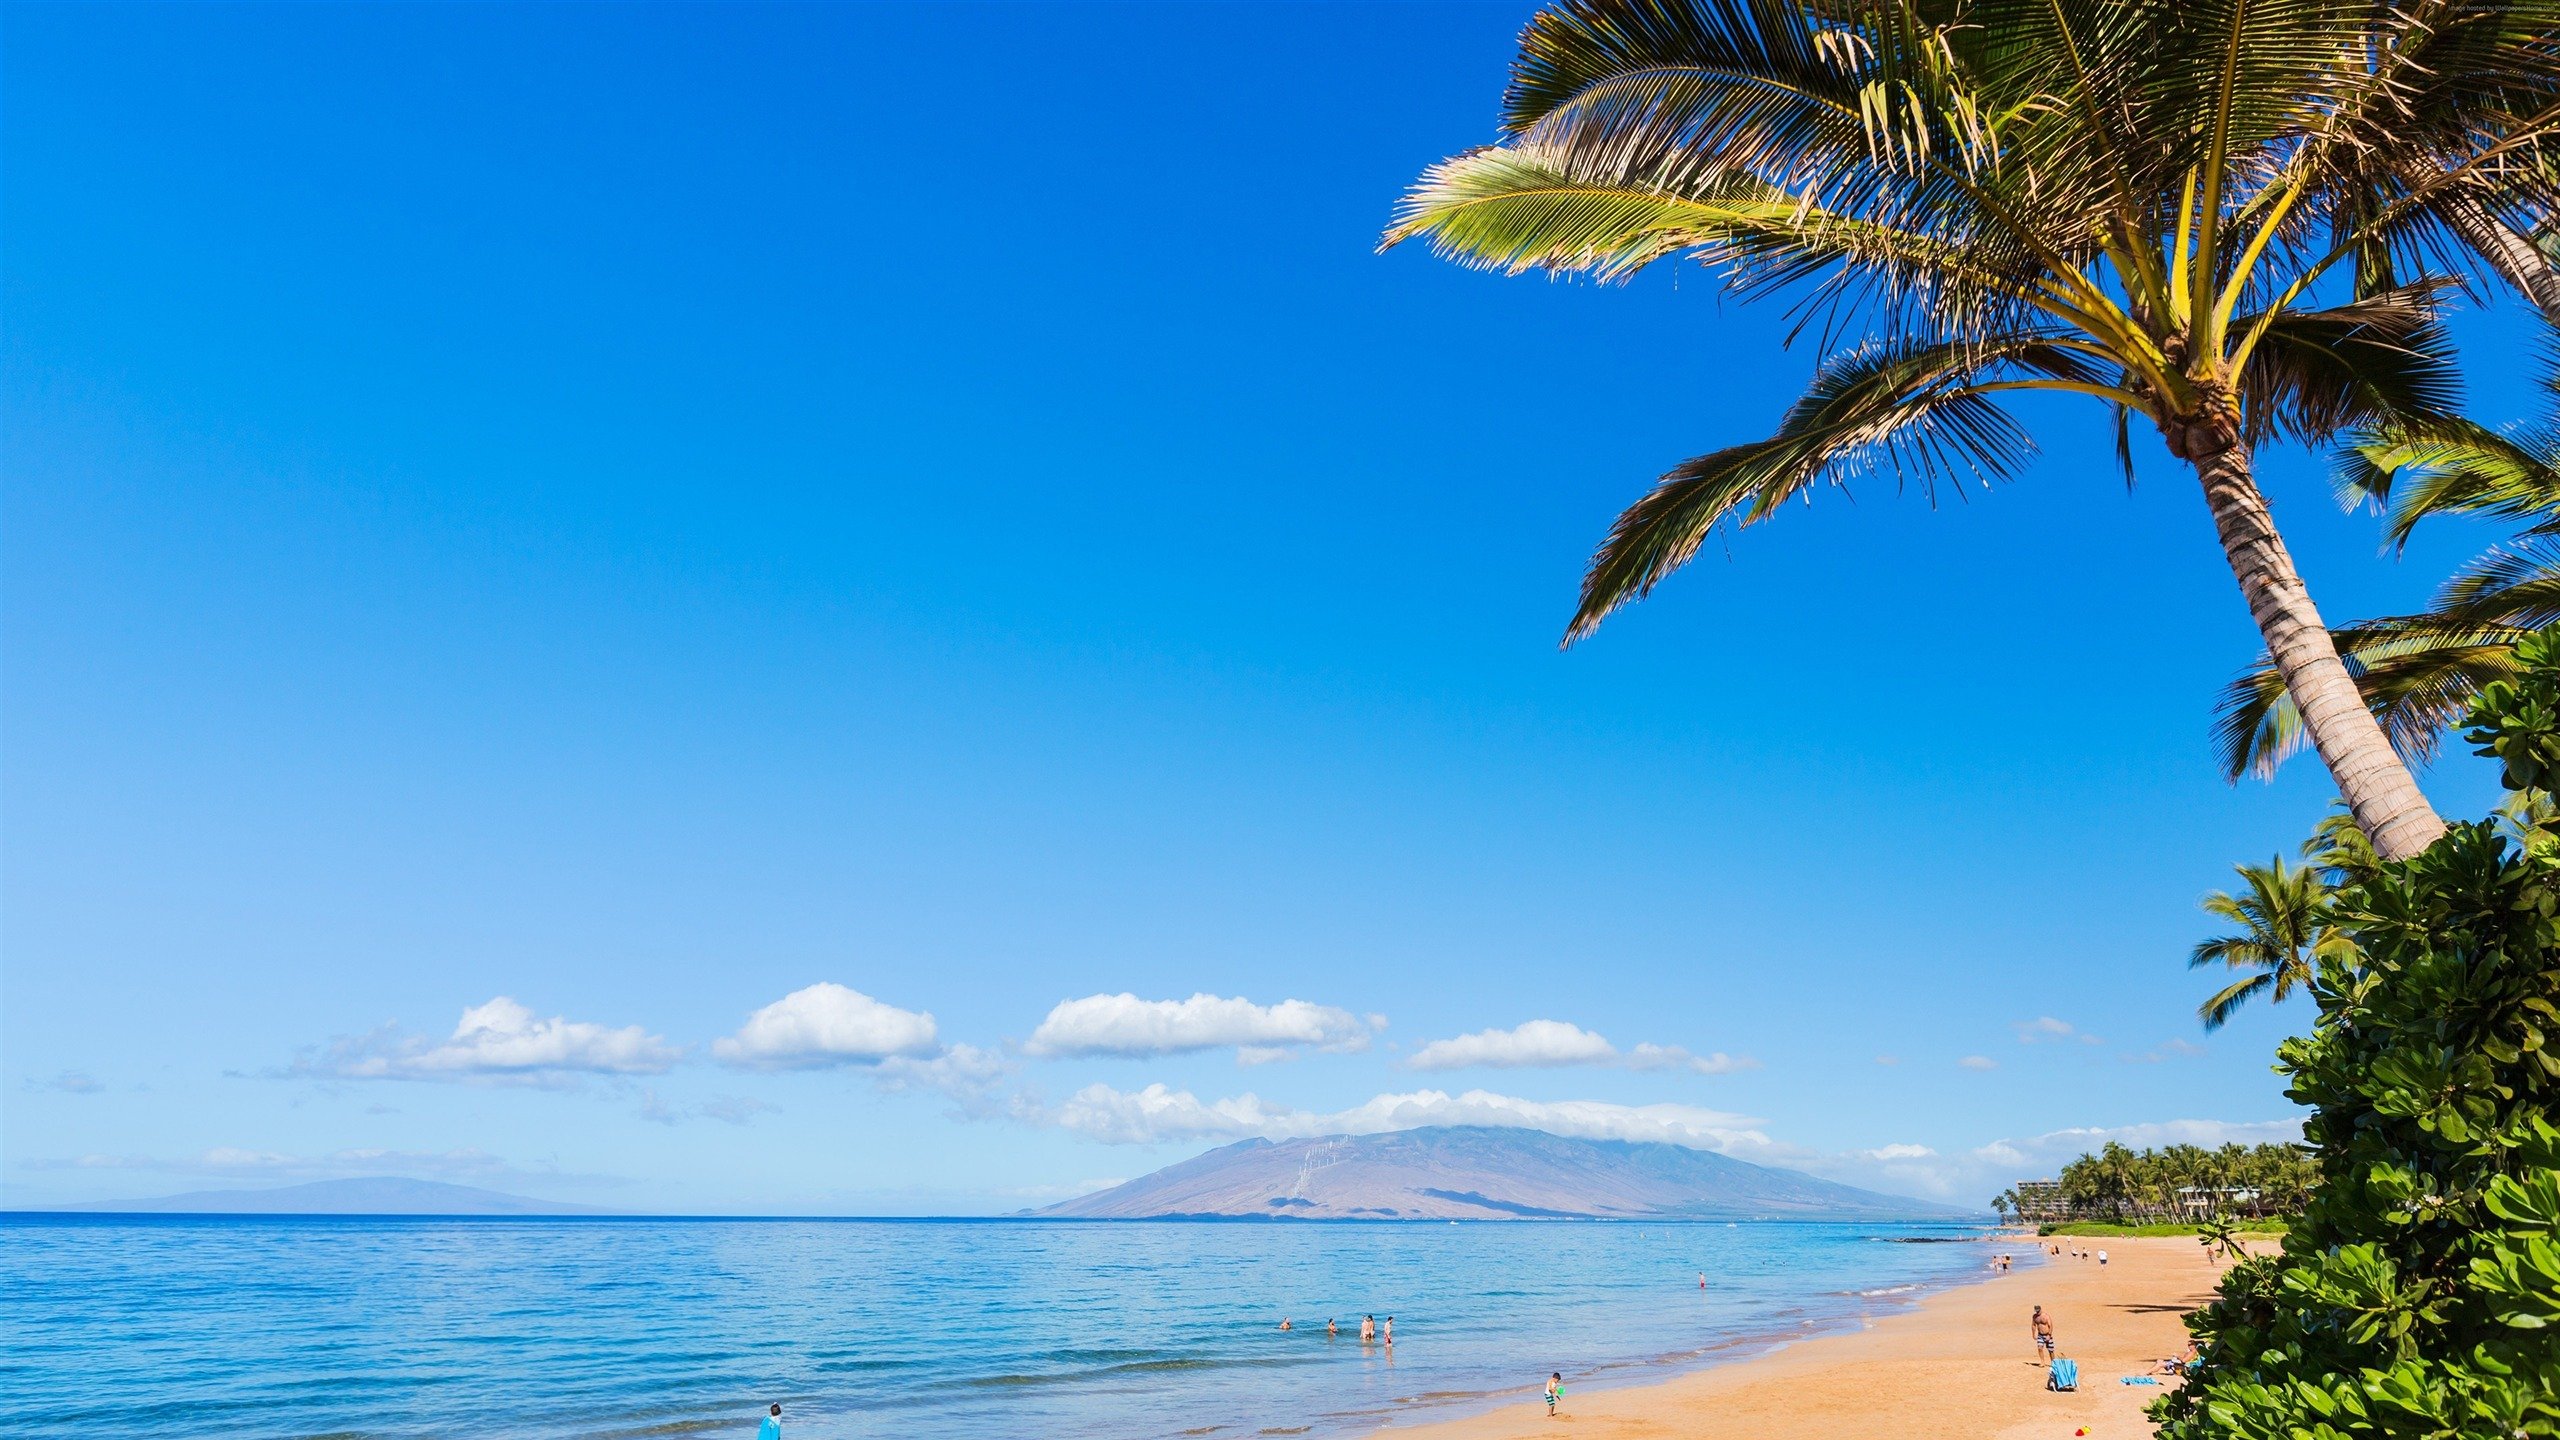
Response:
2047,1357,2080,1392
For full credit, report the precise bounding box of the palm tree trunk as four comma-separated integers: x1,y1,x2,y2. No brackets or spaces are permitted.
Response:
2194,444,2448,860
2443,205,2560,324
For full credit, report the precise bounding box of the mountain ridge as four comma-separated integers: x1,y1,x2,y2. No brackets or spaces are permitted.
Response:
1038,1126,1967,1221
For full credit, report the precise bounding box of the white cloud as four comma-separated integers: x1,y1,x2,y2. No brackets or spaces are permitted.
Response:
1958,1055,1999,1071
1873,1055,1901,1067
638,1090,776,1127
1626,1043,1760,1075
1040,1082,1770,1152
294,998,679,1083
1820,1117,2309,1203
2013,1016,2106,1046
1409,1020,1615,1070
1979,1118,2305,1167
713,983,939,1070
23,1071,105,1094
1405,1021,1758,1076
875,1043,1014,1113
698,1094,775,1125
2126,1038,2210,1063
1024,993,1376,1060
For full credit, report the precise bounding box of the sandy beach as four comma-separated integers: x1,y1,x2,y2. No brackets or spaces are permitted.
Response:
1374,1236,2227,1440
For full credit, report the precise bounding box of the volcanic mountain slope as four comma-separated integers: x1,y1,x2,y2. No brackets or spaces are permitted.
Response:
1038,1126,1960,1220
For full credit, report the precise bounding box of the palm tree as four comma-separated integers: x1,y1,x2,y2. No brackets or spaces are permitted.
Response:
2189,855,2356,1028
2301,799,2383,887
2218,361,2560,781
1384,0,2560,859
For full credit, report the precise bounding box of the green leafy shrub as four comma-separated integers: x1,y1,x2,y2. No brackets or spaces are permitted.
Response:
2157,636,2560,1439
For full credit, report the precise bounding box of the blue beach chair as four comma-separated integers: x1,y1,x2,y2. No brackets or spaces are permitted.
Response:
2047,1357,2080,1392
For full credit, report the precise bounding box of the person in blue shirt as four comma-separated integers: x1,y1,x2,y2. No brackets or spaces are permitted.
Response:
757,1403,781,1440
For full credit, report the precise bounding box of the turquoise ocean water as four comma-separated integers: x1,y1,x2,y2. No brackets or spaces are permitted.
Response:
0,1215,2004,1440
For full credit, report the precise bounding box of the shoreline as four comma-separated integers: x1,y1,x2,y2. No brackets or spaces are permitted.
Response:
1294,1230,2011,1438
1361,1235,2226,1439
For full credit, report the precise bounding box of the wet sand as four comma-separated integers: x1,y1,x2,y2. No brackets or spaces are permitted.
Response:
1370,1235,2228,1440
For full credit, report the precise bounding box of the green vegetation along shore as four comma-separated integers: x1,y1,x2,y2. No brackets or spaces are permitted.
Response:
2040,1219,2291,1239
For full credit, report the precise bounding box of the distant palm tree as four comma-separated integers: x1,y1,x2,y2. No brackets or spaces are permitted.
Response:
2301,800,2384,888
2219,361,2560,780
2189,856,2356,1029
1385,0,2560,860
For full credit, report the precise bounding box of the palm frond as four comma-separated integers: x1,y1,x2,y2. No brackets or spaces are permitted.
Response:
2213,611,2534,780
2340,356,2560,545
2187,854,2339,1030
1381,142,2054,333
2232,283,2462,447
2198,971,2276,1030
1562,333,2094,641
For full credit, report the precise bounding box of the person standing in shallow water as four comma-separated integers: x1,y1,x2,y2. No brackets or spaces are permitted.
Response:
1383,1316,1395,1346
1360,1314,1375,1344
757,1403,781,1440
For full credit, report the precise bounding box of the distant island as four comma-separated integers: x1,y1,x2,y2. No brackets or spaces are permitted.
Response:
1039,1126,1967,1221
46,1177,613,1216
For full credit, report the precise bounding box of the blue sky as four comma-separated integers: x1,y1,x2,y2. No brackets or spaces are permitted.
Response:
3,1,2541,1214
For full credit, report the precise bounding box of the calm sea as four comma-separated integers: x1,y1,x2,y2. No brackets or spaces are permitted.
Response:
0,1215,2003,1440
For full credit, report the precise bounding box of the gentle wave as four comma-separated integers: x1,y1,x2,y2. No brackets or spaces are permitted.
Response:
1,1216,1998,1440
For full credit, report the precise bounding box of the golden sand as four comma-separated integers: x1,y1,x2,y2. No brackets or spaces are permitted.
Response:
1371,1235,2228,1440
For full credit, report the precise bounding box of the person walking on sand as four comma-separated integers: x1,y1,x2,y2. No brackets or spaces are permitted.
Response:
2032,1306,2057,1361
2097,1249,2109,1268
1545,1372,1563,1416
757,1404,781,1440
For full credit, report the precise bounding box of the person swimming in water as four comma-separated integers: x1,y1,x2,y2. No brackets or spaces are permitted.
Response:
1278,1318,1292,1331
1326,1318,1338,1337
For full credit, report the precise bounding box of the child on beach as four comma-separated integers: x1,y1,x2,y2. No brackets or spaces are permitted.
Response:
1545,1373,1563,1416
757,1404,781,1440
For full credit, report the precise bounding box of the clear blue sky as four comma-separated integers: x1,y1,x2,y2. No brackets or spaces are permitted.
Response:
3,1,2539,1213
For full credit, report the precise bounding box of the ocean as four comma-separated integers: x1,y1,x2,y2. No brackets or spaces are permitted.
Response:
0,1214,2001,1440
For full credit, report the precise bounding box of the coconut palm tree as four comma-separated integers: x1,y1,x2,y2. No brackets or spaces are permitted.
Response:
2189,854,2356,1028
2218,361,2560,780
1384,0,2560,859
